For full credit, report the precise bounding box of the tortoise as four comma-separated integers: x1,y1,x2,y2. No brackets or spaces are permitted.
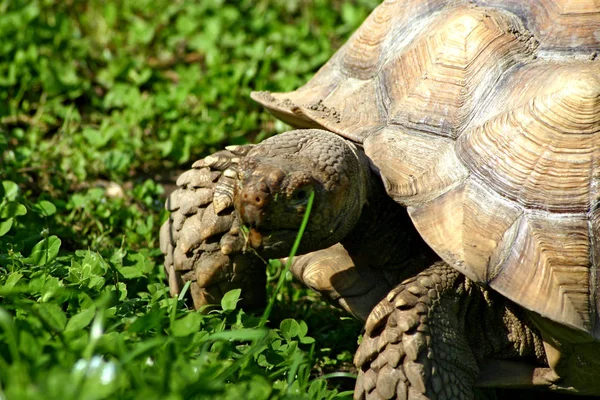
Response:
160,0,600,398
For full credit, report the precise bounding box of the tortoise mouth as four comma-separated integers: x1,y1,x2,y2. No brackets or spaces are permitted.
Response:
245,226,308,258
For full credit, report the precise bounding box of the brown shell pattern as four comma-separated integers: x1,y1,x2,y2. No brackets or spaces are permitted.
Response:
252,0,600,337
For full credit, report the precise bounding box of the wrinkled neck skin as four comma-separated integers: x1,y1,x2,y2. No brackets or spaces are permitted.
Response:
340,156,434,271
233,129,374,259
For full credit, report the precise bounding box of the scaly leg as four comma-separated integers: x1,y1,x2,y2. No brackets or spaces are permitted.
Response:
354,261,549,400
355,262,479,400
160,145,267,309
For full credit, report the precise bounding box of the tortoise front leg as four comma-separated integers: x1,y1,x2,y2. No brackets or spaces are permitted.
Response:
354,261,479,400
287,243,396,320
160,146,267,309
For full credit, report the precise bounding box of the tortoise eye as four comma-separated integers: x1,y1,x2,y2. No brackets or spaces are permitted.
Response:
291,186,312,203
294,190,307,200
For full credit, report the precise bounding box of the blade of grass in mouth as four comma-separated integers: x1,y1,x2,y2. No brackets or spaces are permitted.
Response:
259,191,315,327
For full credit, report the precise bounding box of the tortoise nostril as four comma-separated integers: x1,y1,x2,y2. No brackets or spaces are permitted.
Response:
241,186,269,209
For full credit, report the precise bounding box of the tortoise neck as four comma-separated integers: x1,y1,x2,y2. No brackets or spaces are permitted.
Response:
340,152,434,270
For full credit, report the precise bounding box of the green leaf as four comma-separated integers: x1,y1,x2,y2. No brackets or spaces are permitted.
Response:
71,356,119,398
65,306,96,332
243,375,272,400
1,181,19,201
297,320,315,343
221,288,242,311
171,312,202,337
0,218,13,236
31,200,57,216
117,266,144,279
19,330,41,361
299,335,315,344
120,338,165,365
298,320,309,338
118,252,154,279
280,319,300,341
83,127,112,148
0,308,19,364
34,303,67,332
127,308,166,333
203,328,268,342
23,236,61,265
3,271,23,291
0,201,27,219
308,379,327,399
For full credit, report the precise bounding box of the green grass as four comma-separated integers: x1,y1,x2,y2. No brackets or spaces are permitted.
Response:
0,1,376,399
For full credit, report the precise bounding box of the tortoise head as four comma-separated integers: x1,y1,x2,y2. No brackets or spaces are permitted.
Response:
234,129,370,258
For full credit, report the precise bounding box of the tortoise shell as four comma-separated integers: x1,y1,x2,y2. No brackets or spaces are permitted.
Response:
251,0,600,337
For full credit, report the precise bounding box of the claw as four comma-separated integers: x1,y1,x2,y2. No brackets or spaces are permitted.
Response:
199,204,235,242
192,150,240,170
213,176,235,214
225,144,255,157
176,167,215,188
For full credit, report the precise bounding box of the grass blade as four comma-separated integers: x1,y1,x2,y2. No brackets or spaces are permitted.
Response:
260,191,315,327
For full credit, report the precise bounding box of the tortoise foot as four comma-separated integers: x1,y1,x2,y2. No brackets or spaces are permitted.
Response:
160,145,266,309
354,262,477,400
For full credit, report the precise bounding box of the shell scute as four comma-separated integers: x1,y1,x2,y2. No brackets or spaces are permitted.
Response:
364,127,469,206
340,0,397,80
458,63,600,213
383,6,536,138
477,0,600,53
407,178,522,283
489,213,593,333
